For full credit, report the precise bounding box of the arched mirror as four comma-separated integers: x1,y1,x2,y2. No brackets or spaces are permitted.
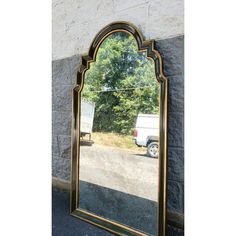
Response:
70,22,168,236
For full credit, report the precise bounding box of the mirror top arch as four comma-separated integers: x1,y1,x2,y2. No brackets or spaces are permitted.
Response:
76,21,166,86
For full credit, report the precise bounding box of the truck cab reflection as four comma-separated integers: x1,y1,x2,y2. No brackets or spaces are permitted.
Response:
133,114,159,158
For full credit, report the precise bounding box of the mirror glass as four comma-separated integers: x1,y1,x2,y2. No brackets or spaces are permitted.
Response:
79,32,160,235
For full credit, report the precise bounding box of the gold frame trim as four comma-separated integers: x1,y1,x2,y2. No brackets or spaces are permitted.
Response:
70,21,168,236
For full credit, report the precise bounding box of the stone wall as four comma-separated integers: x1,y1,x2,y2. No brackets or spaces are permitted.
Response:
52,55,80,181
156,36,184,215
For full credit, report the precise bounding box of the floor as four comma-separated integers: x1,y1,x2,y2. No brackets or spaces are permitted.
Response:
52,188,114,236
52,188,182,236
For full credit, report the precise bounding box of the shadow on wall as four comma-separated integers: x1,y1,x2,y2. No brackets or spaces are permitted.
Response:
79,180,158,236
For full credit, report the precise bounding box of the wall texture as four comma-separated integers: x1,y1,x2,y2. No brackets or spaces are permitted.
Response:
52,0,184,234
156,36,184,215
52,0,184,60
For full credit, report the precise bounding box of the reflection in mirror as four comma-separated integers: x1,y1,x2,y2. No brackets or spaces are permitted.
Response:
79,32,160,235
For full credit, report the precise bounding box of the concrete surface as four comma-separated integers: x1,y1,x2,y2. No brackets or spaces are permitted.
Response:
80,143,158,201
79,180,158,236
77,143,159,235
53,142,159,235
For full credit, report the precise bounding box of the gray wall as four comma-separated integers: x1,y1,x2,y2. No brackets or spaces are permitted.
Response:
52,35,184,216
52,55,80,181
157,36,184,215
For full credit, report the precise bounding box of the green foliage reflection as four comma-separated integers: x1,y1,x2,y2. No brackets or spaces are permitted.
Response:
81,32,159,135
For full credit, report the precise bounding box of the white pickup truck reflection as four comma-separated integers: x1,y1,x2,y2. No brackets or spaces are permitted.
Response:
133,114,159,158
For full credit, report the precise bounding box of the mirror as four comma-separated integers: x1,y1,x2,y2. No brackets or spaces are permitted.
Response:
71,22,168,236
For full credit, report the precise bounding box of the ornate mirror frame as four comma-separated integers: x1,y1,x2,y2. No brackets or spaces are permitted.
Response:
70,21,168,236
